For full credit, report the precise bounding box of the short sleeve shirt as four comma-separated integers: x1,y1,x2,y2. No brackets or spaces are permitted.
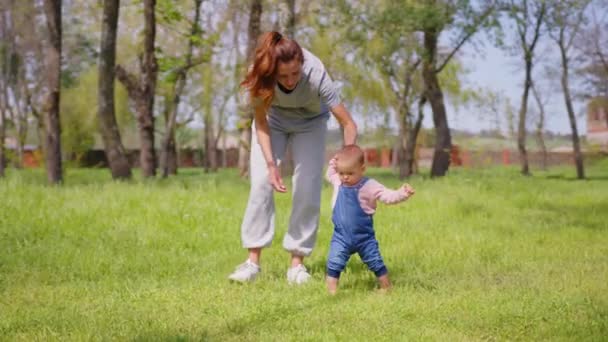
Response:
269,49,341,120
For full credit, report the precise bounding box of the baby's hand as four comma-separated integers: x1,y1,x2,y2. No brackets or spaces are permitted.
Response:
402,183,415,197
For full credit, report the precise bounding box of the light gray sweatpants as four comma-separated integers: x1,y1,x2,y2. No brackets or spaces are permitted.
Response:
241,114,328,256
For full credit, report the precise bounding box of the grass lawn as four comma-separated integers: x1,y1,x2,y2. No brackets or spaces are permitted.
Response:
1,160,607,341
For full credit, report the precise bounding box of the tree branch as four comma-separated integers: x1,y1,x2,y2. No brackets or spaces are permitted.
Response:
115,64,141,96
435,5,496,73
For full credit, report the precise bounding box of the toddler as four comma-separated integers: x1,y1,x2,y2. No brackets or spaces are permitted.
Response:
325,144,415,294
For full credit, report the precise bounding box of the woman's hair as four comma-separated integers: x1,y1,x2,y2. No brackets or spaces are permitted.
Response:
241,31,304,114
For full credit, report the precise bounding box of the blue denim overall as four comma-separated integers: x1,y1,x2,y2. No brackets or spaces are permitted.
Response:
326,177,388,278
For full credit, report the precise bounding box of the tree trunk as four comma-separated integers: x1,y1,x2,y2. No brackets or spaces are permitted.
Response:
285,0,296,37
140,0,158,177
0,8,5,177
2,4,27,170
396,60,420,179
531,84,547,170
0,107,5,177
14,106,26,169
559,41,585,179
221,133,227,168
517,58,532,176
160,76,183,178
423,29,451,178
14,67,30,169
42,0,63,184
515,2,545,176
28,98,46,169
535,121,547,170
160,0,202,178
160,95,178,175
137,98,156,177
0,85,7,177
204,113,218,172
116,0,158,178
396,95,411,178
402,97,425,178
12,79,26,169
237,0,262,177
98,0,132,180
167,137,178,174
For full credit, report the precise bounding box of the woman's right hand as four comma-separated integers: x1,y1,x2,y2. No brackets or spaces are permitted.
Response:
268,164,287,193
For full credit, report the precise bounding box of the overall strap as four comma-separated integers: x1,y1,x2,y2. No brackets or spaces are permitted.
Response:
355,177,369,191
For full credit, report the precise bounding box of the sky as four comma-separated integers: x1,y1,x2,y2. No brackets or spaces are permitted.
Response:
326,36,588,136
448,41,586,135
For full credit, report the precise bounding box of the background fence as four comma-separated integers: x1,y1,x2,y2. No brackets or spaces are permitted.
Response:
10,146,607,170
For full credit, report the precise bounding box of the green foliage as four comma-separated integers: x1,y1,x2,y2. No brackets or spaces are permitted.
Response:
1,164,607,340
157,0,184,24
60,70,99,160
61,68,134,163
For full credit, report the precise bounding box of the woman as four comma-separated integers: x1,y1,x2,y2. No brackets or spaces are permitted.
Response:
229,31,357,284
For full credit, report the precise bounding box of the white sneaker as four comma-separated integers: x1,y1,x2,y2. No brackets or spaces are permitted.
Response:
228,260,260,283
287,264,311,285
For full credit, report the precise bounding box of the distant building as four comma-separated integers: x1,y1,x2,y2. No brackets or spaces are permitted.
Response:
587,97,608,149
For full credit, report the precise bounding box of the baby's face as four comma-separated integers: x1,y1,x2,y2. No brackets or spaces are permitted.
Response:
336,161,365,186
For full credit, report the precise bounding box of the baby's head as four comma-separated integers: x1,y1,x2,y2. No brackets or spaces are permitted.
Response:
335,144,366,186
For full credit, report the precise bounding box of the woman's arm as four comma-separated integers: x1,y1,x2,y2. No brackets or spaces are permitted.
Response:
330,103,357,146
254,107,286,192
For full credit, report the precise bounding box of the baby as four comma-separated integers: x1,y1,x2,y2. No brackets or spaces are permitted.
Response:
325,144,415,294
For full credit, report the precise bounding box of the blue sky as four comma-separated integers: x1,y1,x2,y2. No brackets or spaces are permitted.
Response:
448,41,586,135
330,36,587,136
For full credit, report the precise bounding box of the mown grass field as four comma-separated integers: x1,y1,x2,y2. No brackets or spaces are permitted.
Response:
1,160,607,341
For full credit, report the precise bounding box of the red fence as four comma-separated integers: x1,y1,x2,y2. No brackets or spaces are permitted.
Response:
9,146,606,169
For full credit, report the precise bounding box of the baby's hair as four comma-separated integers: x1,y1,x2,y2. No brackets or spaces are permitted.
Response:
336,144,365,167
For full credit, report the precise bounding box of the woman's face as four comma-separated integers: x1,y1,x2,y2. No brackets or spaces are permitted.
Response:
276,59,302,91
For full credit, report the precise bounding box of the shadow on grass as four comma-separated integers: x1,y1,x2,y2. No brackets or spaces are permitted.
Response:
535,201,608,231
2,168,248,188
544,174,608,181
309,253,438,292
132,331,210,342
213,291,334,340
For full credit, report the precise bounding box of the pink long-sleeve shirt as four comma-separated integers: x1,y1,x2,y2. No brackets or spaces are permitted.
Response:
326,159,410,215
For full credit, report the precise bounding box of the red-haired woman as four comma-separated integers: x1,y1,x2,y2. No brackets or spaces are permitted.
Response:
229,31,357,284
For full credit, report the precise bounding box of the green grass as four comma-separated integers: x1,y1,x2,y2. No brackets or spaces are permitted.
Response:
1,160,607,341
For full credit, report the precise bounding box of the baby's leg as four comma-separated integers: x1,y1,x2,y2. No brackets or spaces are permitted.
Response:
358,239,390,290
326,235,350,294
377,274,392,291
326,276,339,295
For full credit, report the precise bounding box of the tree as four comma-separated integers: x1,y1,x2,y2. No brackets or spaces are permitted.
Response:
577,1,608,106
506,0,546,176
546,0,590,179
470,88,506,137
276,0,296,37
116,0,158,178
158,0,204,178
160,0,208,177
237,0,262,177
0,7,9,177
355,0,498,177
311,0,478,178
98,0,132,179
0,97,4,177
413,1,497,177
42,0,63,184
0,1,32,170
364,2,424,179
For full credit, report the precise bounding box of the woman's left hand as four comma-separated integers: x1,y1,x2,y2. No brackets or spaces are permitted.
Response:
268,164,287,193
